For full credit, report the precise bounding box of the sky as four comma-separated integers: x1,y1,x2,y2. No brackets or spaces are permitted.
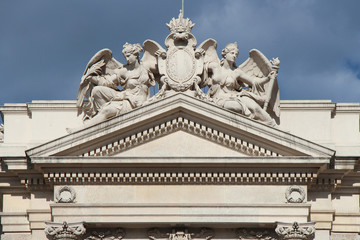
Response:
1,0,360,124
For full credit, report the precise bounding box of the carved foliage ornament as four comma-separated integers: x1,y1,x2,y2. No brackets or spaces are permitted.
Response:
45,221,86,240
84,228,125,240
169,231,193,240
285,186,305,203
275,222,315,240
148,228,214,240
237,228,277,240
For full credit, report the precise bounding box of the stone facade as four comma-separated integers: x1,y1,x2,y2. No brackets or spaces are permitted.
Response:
0,9,360,240
0,97,359,240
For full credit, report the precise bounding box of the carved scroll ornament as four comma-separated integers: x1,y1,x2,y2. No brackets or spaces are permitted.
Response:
275,222,315,240
44,221,86,240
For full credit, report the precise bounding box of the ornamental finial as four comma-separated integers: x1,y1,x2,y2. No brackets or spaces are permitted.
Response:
166,9,194,34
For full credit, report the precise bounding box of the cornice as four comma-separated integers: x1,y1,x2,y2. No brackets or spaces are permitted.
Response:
26,93,335,158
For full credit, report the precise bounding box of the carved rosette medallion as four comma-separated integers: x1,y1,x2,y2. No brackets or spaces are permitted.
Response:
275,222,315,240
285,186,306,203
44,221,85,240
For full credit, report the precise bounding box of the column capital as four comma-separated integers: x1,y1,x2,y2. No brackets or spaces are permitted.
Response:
275,222,315,240
44,221,86,240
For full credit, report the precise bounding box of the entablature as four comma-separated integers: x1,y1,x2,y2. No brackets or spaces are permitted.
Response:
28,156,327,186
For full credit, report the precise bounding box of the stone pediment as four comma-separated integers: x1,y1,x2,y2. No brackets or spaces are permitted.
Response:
114,130,248,158
26,93,335,159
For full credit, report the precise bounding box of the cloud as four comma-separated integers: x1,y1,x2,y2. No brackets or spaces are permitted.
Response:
0,0,359,120
193,0,360,102
282,65,360,102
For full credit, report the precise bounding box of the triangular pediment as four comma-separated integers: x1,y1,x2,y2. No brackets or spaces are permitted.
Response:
114,130,248,158
26,93,335,159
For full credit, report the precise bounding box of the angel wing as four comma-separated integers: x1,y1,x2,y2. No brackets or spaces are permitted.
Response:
142,40,166,85
197,38,219,88
238,49,280,120
76,48,123,116
198,38,219,65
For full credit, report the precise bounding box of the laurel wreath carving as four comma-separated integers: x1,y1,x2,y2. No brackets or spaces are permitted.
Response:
285,185,305,203
56,186,76,203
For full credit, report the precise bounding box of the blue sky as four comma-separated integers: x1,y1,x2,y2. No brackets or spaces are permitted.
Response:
1,0,360,120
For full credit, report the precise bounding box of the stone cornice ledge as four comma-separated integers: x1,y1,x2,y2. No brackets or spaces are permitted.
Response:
2,157,28,170
31,156,330,167
26,93,335,157
0,100,77,111
0,212,28,216
32,157,324,186
280,100,335,110
335,103,360,113
51,203,311,207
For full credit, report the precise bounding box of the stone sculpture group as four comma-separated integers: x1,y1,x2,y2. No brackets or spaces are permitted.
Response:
74,10,280,131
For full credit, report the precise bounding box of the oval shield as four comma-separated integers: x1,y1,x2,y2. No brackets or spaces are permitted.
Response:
166,48,196,84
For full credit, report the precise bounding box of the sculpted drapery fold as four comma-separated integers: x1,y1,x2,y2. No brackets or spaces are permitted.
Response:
72,10,280,132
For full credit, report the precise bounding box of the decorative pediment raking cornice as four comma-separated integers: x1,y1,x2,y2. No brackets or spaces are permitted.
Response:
25,93,335,158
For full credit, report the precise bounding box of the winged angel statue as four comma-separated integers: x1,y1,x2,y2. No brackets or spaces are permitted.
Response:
199,40,280,126
72,10,280,132
73,42,164,131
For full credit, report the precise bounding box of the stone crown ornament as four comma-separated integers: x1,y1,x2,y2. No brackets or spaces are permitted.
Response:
166,10,195,34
